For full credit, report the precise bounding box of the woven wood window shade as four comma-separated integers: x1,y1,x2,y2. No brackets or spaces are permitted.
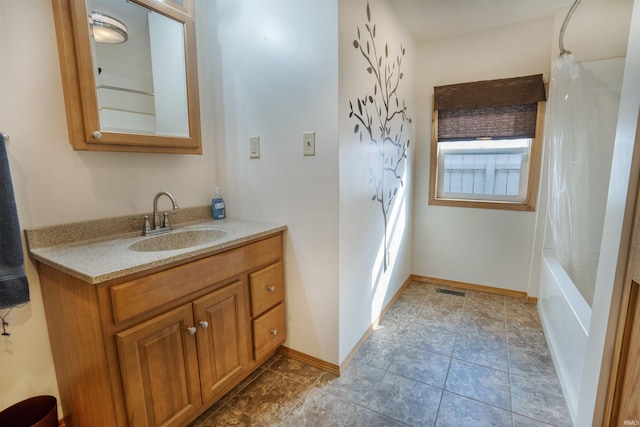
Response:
434,74,546,141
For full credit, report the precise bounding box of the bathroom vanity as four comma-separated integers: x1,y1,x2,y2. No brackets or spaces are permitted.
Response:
25,209,286,427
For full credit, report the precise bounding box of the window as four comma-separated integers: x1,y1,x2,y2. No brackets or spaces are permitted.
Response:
429,75,546,211
438,138,531,202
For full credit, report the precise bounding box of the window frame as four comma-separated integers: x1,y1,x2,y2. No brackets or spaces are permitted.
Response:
429,102,545,211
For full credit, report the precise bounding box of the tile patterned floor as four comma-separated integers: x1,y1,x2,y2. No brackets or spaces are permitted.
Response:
189,282,571,426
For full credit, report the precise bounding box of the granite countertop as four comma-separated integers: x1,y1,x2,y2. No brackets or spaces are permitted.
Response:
25,206,286,284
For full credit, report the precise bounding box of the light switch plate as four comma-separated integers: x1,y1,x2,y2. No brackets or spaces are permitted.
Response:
303,132,315,156
249,136,260,159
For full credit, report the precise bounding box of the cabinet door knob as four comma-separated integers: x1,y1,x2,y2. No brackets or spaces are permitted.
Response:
267,285,276,292
199,321,209,329
270,329,278,335
186,326,197,335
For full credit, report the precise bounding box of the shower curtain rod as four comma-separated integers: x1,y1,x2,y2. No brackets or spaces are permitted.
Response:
559,0,583,56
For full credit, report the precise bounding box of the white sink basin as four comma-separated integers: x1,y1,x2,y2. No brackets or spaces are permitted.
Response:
129,228,228,252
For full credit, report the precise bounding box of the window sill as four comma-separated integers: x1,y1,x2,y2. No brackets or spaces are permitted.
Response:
429,196,536,212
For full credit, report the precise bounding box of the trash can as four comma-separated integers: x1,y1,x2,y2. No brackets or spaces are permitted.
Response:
0,395,58,427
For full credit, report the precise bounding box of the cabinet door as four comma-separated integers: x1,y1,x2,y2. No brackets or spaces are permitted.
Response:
116,304,202,427
193,280,250,403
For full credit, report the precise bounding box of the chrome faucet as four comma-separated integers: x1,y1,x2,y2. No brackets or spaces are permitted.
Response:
138,191,179,236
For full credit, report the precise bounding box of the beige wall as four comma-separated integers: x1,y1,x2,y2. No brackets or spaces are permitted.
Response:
0,0,219,414
411,0,634,296
209,0,341,364
1,0,635,421
338,0,415,363
412,16,554,293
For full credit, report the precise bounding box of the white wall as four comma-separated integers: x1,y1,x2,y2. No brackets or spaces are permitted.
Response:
412,17,553,293
0,0,219,414
576,0,640,423
338,0,415,364
210,0,341,364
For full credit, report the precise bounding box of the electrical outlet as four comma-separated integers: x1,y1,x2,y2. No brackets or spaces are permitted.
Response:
249,136,260,159
303,132,315,156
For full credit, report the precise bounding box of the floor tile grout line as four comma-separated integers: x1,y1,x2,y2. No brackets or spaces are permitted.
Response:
312,383,412,426
442,389,513,414
192,284,568,426
433,353,454,426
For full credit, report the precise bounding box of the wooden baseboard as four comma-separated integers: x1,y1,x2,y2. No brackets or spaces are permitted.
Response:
339,275,414,373
279,276,415,376
411,274,535,302
278,346,340,376
279,275,537,379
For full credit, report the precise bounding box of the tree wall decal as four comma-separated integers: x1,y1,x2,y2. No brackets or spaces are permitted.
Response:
348,3,412,271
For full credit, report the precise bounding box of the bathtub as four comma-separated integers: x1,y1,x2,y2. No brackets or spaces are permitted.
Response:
538,248,591,423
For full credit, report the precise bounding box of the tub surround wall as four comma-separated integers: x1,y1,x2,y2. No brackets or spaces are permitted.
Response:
576,2,640,424
539,250,591,422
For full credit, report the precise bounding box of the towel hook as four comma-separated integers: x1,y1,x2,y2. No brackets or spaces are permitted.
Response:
0,132,9,143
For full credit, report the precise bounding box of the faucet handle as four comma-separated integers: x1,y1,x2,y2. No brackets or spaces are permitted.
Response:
163,211,177,229
135,215,151,235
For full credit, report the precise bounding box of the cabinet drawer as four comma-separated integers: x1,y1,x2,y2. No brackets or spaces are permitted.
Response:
252,303,285,361
249,261,284,317
110,235,282,324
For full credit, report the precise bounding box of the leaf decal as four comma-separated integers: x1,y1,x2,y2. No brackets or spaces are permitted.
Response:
346,2,412,272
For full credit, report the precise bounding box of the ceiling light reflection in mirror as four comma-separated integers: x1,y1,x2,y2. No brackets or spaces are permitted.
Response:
90,11,128,44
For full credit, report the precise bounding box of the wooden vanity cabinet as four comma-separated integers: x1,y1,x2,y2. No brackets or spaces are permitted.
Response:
36,233,285,427
116,280,249,427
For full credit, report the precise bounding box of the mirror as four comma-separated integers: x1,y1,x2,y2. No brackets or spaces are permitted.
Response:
52,0,202,154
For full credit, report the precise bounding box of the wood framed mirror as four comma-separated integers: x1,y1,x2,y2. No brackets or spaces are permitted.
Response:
52,0,202,154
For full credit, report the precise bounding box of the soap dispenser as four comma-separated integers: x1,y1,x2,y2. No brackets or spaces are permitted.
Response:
212,187,226,220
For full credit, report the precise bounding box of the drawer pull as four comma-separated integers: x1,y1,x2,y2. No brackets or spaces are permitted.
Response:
186,326,197,335
270,328,278,335
199,321,209,329
267,285,276,292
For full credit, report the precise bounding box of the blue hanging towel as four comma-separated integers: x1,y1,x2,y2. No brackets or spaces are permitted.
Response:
0,133,29,309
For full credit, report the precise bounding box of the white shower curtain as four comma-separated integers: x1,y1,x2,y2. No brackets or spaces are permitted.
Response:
547,53,593,297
